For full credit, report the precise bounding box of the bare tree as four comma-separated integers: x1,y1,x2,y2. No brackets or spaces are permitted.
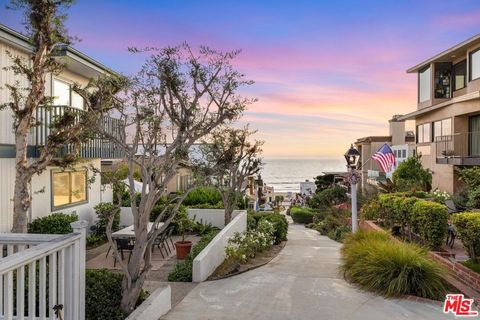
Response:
1,0,117,232
202,126,263,225
81,44,254,312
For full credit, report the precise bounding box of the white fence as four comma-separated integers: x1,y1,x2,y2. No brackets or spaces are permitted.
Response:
192,211,247,282
0,221,87,320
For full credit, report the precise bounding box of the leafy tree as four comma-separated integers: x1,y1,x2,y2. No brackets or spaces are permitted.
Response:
202,126,263,225
1,0,117,232
314,174,335,191
88,45,253,313
308,185,347,209
392,155,432,192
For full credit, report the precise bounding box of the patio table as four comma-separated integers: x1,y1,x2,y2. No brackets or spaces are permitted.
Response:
111,222,163,239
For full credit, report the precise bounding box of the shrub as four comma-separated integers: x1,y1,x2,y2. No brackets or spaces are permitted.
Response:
113,184,142,207
168,230,219,282
452,212,480,262
182,187,222,207
248,212,288,244
315,215,342,236
85,269,148,320
360,199,381,220
308,185,347,209
225,220,275,263
260,214,288,244
431,189,452,203
327,225,351,242
28,213,78,234
341,231,446,300
290,207,316,224
411,200,448,250
392,155,432,192
86,234,107,248
90,203,120,236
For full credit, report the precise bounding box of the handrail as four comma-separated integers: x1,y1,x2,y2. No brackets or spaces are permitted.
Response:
0,233,61,245
0,233,81,274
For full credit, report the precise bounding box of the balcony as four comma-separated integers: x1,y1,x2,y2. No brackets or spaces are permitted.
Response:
435,132,480,165
33,105,124,159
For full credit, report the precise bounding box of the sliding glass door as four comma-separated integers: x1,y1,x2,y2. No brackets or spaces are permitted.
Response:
469,115,480,157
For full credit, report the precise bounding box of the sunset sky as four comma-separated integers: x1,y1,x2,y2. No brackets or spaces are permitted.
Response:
2,0,480,157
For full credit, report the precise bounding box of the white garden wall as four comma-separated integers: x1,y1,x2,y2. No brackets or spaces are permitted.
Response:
126,286,171,320
192,210,247,282
187,208,241,229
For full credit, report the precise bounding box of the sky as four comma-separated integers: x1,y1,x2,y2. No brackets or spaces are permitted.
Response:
1,0,480,158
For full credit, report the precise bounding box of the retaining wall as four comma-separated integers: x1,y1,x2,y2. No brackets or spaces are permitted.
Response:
192,210,247,282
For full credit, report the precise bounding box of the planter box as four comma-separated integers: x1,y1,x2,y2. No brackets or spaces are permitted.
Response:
192,210,247,282
126,286,171,320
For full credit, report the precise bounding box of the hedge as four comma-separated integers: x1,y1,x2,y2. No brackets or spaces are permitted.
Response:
452,212,480,262
27,213,78,234
375,195,448,250
182,187,222,207
290,207,316,224
85,269,148,320
411,200,448,250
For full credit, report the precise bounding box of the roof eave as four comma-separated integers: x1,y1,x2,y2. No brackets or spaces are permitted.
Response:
406,33,480,74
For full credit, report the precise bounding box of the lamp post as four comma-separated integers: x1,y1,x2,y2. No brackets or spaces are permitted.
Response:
344,144,360,233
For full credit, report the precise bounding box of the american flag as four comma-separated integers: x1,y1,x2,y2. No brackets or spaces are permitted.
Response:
372,144,396,173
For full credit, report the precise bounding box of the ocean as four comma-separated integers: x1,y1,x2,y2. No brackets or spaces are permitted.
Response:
261,158,346,194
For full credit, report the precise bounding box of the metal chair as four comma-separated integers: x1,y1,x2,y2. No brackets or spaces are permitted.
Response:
113,238,134,267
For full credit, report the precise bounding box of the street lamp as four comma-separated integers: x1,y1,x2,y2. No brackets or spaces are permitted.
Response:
344,144,360,232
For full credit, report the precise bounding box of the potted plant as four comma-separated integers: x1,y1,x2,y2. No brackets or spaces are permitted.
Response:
174,214,195,259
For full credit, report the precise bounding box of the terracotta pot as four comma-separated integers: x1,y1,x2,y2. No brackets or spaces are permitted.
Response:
175,241,193,259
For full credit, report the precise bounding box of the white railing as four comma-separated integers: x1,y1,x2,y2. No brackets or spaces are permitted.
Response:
0,221,87,320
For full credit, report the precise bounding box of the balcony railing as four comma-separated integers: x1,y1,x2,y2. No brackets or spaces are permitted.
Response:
435,132,480,165
0,221,87,320
33,105,124,159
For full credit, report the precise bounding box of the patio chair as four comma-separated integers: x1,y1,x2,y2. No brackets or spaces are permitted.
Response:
153,231,170,258
113,239,134,267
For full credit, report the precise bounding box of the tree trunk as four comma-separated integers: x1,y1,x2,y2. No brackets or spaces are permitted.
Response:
12,121,32,233
120,275,145,313
224,201,233,226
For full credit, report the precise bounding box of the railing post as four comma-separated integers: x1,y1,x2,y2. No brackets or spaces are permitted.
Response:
71,221,88,320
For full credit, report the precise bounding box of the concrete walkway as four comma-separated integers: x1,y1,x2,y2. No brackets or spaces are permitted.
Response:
162,224,453,320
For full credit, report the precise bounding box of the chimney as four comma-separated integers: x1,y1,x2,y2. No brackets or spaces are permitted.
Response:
389,115,406,146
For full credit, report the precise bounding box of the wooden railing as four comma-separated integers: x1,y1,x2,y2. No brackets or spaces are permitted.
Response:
33,105,124,159
0,221,87,320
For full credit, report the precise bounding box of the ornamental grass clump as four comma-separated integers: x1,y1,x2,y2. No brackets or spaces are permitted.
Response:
341,230,447,300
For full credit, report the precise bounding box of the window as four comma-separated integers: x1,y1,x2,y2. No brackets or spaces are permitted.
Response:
176,175,192,192
434,62,452,99
52,170,87,209
53,78,84,109
454,60,466,90
53,79,71,106
417,123,431,143
433,118,452,140
470,48,480,81
418,66,431,103
402,149,407,158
